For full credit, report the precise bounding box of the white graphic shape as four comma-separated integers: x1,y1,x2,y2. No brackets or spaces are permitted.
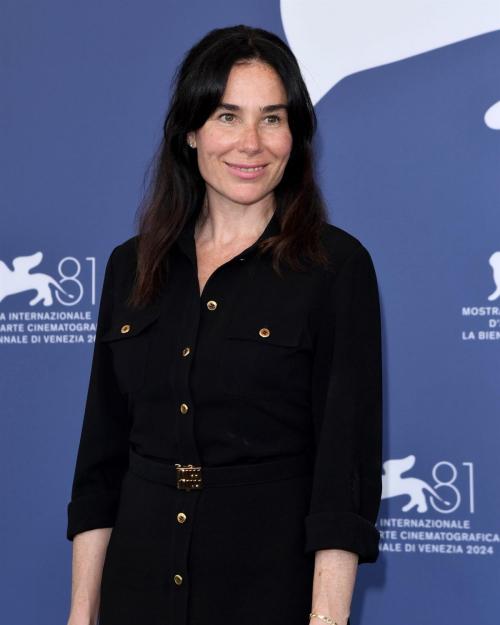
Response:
484,100,500,130
0,252,75,306
381,455,451,513
281,0,500,127
488,251,500,300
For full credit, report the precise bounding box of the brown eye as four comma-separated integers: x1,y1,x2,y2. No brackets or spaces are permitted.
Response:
220,114,235,122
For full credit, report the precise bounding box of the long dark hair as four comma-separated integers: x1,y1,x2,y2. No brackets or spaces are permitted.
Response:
129,24,331,309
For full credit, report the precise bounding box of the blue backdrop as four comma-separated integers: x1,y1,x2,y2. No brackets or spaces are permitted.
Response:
1,2,499,623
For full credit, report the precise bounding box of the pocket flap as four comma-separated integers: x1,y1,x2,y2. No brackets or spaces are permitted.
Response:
226,319,302,347
100,307,161,343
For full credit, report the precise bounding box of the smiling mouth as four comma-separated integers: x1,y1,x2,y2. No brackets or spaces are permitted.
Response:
225,163,268,172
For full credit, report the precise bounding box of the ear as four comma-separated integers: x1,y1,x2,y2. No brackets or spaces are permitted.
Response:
187,132,196,148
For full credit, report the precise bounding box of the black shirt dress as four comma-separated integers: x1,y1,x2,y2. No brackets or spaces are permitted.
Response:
66,210,383,625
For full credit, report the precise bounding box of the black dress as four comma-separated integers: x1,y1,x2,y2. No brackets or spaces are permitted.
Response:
66,211,383,625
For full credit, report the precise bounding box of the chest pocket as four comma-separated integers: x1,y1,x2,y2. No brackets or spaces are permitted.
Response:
100,308,161,394
219,319,302,399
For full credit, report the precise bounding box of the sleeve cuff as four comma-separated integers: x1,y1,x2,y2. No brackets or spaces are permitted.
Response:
67,490,121,541
304,511,380,564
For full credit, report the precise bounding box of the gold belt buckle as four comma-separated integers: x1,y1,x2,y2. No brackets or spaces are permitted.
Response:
175,464,203,491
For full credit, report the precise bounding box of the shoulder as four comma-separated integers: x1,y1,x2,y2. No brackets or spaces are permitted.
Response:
107,235,139,273
320,221,369,273
103,236,139,297
111,235,139,263
317,223,380,313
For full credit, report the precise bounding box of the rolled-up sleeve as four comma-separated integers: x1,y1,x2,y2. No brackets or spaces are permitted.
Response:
67,245,130,541
304,244,383,564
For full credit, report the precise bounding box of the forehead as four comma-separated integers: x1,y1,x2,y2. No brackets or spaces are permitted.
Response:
221,62,287,105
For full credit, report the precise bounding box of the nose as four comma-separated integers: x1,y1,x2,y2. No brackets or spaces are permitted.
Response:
238,123,262,154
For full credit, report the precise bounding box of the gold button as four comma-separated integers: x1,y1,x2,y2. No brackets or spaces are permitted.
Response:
174,574,183,585
207,300,217,310
182,347,190,357
121,324,130,333
177,512,187,523
180,403,189,414
259,327,270,337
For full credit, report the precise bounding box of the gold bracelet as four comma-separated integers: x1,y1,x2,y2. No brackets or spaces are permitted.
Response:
309,613,338,625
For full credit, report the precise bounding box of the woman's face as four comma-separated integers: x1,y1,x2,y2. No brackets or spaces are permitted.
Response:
188,61,293,210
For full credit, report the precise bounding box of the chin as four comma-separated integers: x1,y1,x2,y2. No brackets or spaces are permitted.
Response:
224,188,269,205
229,196,267,207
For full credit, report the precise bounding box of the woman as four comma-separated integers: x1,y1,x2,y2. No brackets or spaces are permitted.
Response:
66,25,382,625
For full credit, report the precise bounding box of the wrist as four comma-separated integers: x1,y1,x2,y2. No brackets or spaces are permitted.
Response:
309,612,339,625
310,612,350,625
68,619,97,625
68,608,99,625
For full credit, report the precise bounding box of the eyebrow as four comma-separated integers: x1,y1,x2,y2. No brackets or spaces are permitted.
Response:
216,103,288,113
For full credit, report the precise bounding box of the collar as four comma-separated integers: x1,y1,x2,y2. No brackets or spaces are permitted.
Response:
176,210,281,265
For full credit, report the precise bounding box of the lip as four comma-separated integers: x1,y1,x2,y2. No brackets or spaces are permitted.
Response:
224,162,268,180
